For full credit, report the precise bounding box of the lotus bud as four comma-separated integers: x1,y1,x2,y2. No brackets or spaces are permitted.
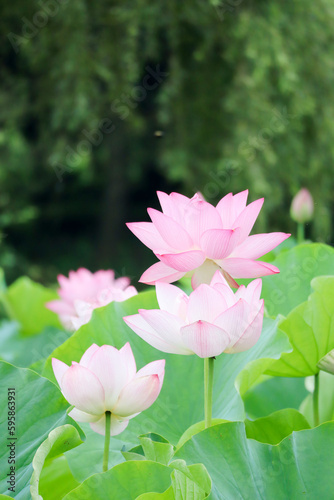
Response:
290,188,314,224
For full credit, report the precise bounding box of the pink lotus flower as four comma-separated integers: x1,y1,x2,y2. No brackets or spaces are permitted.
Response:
290,188,314,224
46,268,137,330
52,343,165,436
126,190,290,288
124,271,264,358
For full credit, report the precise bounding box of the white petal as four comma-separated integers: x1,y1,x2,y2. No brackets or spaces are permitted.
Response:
209,270,230,287
74,299,93,317
226,302,264,353
70,316,90,330
148,208,193,250
124,314,190,354
88,345,129,409
113,375,161,416
157,191,183,222
136,359,165,391
126,221,173,252
157,250,206,272
187,284,228,323
216,190,249,227
139,261,186,285
181,321,230,358
232,198,264,242
52,358,69,388
183,199,223,246
79,344,100,367
61,364,105,415
90,414,129,436
68,407,101,423
119,342,137,383
235,278,262,303
139,309,192,354
155,281,188,319
219,258,280,279
215,299,262,348
230,233,291,260
200,228,241,259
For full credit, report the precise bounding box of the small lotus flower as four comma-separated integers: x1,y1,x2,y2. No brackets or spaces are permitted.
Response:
124,271,264,358
46,268,137,330
290,188,314,224
126,190,290,288
52,343,165,436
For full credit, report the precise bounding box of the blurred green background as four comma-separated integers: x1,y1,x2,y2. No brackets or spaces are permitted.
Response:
1,0,333,285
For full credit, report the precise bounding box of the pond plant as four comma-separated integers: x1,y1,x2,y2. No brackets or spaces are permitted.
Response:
1,189,334,499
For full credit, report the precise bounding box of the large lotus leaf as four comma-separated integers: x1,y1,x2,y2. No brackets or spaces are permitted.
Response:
243,376,308,419
0,362,81,499
42,291,290,444
260,243,334,317
125,430,213,499
37,456,81,500
139,434,175,465
0,277,61,335
175,421,334,499
123,432,175,466
0,319,70,370
63,458,211,500
123,457,211,499
176,409,309,449
267,276,334,377
30,424,83,500
168,461,211,500
65,423,134,482
62,461,175,499
244,409,310,444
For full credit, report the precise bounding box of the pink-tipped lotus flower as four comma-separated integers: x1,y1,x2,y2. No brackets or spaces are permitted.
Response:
46,268,137,330
124,271,264,358
126,190,290,288
52,343,165,436
290,188,314,224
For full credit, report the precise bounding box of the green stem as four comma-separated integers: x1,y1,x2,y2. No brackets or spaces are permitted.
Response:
204,357,215,428
103,411,111,472
0,292,15,320
313,373,319,427
297,223,305,244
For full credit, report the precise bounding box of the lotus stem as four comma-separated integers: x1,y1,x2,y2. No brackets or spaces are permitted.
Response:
103,411,111,472
204,357,215,428
297,223,305,244
313,373,319,427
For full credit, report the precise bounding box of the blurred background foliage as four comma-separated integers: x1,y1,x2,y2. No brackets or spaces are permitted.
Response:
0,0,333,285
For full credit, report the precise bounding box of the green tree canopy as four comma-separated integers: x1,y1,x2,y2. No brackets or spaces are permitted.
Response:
0,0,333,282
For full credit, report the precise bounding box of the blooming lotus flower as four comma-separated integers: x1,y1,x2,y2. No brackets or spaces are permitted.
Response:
124,271,264,358
46,268,137,330
126,190,290,288
52,343,165,436
290,188,314,224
